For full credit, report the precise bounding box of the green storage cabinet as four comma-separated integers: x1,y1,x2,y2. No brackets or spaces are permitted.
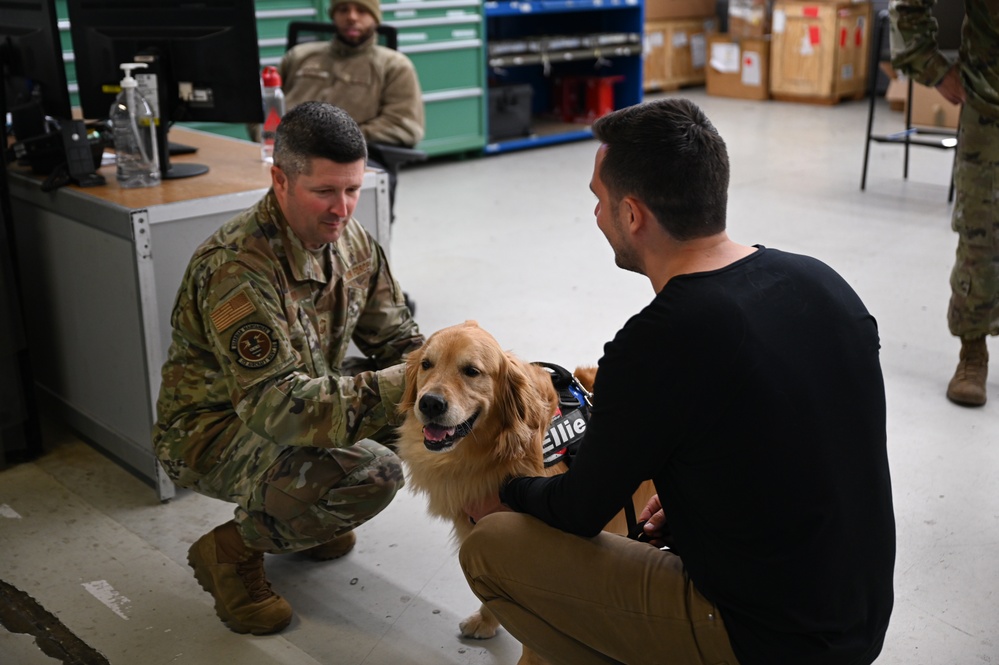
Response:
384,0,487,156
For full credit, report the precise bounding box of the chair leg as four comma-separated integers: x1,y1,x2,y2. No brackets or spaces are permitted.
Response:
861,10,889,192
903,78,914,180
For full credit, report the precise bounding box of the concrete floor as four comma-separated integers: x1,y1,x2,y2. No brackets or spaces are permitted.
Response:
1,89,997,664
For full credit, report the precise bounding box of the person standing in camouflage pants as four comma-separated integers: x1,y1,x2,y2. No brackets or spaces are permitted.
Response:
890,0,999,406
154,102,423,634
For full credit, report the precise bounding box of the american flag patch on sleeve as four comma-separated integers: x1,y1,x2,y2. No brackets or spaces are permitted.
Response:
210,289,256,333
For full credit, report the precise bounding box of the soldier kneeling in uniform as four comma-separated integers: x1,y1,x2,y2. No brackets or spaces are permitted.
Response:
154,102,423,635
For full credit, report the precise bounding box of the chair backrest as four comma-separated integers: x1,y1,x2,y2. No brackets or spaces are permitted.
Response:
286,21,398,51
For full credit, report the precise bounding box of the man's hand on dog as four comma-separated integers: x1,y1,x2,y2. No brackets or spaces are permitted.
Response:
465,493,511,525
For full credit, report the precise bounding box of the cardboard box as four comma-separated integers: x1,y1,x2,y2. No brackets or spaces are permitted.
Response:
878,62,958,127
646,0,718,21
729,0,774,39
706,34,771,100
909,80,961,128
643,17,718,91
769,0,872,102
880,62,905,110
885,76,906,110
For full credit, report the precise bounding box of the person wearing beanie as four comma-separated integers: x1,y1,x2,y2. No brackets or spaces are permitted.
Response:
279,0,424,149
332,0,382,26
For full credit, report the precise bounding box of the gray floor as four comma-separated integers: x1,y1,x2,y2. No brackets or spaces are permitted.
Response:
2,89,997,664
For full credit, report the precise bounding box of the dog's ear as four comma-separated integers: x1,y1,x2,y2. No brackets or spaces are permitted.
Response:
496,355,557,462
399,347,422,415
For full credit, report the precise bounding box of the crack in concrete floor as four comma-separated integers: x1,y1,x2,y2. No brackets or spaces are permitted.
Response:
0,579,109,665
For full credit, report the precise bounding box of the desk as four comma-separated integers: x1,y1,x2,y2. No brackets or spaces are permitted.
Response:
8,128,390,500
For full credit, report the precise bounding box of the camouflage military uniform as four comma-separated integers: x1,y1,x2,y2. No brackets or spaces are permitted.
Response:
890,0,999,338
154,190,423,553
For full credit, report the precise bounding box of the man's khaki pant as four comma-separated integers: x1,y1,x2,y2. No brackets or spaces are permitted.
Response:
459,512,740,665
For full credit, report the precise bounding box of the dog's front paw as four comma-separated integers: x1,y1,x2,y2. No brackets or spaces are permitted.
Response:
459,610,499,639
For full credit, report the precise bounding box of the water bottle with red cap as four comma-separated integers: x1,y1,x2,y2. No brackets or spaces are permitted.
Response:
260,66,285,163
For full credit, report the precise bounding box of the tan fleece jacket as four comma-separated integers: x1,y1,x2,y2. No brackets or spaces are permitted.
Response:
279,35,425,147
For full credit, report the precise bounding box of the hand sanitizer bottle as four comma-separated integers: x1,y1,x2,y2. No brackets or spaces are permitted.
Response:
109,63,160,188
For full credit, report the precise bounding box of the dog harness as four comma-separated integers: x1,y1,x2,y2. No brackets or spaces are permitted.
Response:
533,362,659,545
533,362,593,468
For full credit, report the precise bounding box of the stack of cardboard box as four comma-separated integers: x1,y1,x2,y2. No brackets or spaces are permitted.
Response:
643,0,719,92
706,0,773,99
706,0,872,103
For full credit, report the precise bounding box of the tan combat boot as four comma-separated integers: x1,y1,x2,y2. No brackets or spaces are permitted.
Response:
303,530,357,561
946,336,989,406
188,521,293,635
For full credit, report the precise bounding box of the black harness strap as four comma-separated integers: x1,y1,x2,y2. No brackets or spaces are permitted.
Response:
533,362,592,468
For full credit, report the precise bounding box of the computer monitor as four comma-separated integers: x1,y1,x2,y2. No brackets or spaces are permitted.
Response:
0,0,73,141
67,0,263,179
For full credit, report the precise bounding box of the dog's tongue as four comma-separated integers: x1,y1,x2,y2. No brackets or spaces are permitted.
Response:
423,424,455,442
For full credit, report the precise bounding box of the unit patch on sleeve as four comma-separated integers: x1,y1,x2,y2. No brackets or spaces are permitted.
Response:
211,289,257,333
230,323,279,369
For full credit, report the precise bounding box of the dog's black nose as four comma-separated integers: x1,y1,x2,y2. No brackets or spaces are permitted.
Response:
419,394,448,418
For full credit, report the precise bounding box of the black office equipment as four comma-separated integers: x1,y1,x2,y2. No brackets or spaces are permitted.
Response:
67,0,264,180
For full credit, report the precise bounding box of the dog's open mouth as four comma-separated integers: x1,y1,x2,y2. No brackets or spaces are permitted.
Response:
422,412,479,452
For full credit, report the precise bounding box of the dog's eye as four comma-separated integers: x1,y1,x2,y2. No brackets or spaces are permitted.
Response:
421,359,432,370
463,365,481,378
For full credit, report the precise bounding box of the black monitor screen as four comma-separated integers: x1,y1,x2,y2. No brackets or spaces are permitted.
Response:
0,0,73,139
67,0,263,178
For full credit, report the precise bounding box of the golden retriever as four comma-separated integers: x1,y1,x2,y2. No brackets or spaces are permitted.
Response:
396,320,655,665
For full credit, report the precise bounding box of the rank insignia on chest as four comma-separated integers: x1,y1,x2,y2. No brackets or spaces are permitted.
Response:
343,258,372,286
230,323,279,368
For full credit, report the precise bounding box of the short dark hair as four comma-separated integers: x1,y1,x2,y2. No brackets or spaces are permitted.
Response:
274,102,367,178
591,99,729,241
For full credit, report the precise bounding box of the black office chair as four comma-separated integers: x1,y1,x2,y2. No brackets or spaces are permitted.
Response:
860,9,958,202
285,20,428,211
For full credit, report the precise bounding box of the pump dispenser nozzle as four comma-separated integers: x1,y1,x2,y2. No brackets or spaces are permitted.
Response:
118,62,149,88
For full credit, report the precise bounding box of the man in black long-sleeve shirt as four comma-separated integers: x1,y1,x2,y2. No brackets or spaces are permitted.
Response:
460,99,896,665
